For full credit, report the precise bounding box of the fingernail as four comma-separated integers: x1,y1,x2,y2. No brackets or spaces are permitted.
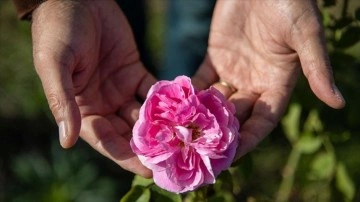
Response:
332,83,346,105
58,121,67,144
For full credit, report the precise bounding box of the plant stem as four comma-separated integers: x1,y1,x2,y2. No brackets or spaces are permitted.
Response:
276,147,301,202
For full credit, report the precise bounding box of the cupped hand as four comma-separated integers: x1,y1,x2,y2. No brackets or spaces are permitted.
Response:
192,0,345,159
32,0,155,177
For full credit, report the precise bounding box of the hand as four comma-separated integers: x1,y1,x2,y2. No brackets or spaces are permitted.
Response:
192,0,345,159
32,0,155,177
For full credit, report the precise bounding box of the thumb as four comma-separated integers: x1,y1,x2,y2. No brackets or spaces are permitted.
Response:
33,51,81,148
192,56,219,90
292,13,345,109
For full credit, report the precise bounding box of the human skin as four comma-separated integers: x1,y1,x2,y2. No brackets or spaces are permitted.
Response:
31,0,154,177
30,0,345,177
192,0,346,159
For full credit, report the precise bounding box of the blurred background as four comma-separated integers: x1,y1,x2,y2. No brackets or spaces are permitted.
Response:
0,0,359,201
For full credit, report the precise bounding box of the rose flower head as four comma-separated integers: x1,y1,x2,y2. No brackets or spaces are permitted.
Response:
130,76,240,193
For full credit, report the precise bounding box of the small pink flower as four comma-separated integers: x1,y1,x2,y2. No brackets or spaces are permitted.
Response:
130,76,240,193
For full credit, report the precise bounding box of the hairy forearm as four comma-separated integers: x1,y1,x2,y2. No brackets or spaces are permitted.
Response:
12,0,47,20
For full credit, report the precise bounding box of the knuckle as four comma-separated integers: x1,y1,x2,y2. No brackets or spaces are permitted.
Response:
33,50,48,73
47,93,64,117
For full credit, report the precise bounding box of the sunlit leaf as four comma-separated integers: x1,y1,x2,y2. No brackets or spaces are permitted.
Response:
120,185,150,202
296,135,323,154
308,152,336,180
322,10,332,27
132,175,154,187
336,163,355,201
304,109,323,133
282,104,301,143
149,185,181,202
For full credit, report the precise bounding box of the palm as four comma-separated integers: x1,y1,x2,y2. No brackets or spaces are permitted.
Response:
194,0,345,158
32,1,154,176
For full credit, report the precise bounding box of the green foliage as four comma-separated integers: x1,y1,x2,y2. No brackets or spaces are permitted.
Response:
308,151,336,180
7,141,121,202
277,104,356,201
120,186,151,202
296,135,323,154
303,110,323,133
0,1,47,118
132,175,154,187
336,162,356,201
149,185,182,202
120,179,181,202
121,175,182,202
282,104,301,143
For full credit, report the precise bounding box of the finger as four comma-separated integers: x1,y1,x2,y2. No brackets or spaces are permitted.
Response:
292,12,345,109
212,81,236,98
80,115,152,178
192,56,218,90
230,90,259,123
117,101,142,127
234,89,291,159
31,3,82,149
107,115,133,141
33,51,81,149
137,71,157,100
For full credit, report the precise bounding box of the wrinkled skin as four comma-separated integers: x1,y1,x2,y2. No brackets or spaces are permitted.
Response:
32,0,155,177
30,0,345,177
192,0,345,159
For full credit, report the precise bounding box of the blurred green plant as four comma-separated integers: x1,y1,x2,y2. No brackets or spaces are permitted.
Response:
277,104,355,202
7,140,120,202
0,1,48,118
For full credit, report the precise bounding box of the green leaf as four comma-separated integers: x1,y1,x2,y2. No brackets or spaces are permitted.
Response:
335,26,360,49
304,109,323,133
132,175,154,187
282,104,302,143
336,163,355,201
120,185,150,202
308,152,336,180
149,185,181,202
296,135,323,154
355,7,360,21
322,10,332,27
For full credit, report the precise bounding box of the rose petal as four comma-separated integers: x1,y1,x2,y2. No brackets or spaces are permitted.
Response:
131,76,240,193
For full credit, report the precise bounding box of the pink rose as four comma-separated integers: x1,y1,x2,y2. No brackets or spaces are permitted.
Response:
130,76,240,193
